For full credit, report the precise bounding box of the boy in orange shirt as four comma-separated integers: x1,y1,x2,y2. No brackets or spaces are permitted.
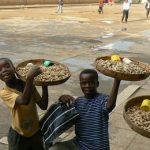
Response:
0,58,48,150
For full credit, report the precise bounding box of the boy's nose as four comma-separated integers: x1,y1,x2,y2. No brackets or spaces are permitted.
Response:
85,83,90,87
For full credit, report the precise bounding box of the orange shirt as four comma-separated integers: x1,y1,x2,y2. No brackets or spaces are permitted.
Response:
0,86,41,137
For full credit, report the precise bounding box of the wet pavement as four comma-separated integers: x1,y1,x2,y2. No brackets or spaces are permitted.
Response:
0,3,150,150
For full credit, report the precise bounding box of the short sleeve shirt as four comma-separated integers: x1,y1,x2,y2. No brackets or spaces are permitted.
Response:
74,93,110,150
0,86,41,137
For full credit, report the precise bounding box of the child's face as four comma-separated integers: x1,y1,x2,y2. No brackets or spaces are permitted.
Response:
80,73,99,98
0,59,15,83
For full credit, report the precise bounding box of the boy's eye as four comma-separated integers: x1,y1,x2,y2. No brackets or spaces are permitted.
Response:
80,81,96,85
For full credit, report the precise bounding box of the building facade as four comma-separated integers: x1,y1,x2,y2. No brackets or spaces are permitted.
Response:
0,0,98,6
0,0,141,6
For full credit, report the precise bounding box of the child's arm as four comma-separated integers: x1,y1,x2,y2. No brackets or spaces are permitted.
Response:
106,78,121,111
36,86,48,110
15,66,42,105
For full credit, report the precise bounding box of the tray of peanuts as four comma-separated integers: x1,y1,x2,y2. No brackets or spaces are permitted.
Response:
16,59,71,86
95,55,150,81
123,95,150,138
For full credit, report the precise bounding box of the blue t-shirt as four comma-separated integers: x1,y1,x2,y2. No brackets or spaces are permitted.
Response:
74,93,110,150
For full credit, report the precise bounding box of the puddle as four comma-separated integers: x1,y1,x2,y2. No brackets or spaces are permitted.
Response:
86,39,102,43
92,41,135,51
139,30,150,37
101,20,113,24
0,42,7,46
72,40,80,43
61,58,94,72
102,33,114,38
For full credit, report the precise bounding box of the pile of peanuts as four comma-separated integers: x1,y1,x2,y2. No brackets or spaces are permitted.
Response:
17,64,70,82
96,59,148,74
126,106,150,132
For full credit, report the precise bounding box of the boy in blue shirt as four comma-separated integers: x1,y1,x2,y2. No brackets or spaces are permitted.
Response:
50,69,121,150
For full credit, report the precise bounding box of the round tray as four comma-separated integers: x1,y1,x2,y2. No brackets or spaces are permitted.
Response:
16,59,71,86
95,56,150,81
123,95,150,138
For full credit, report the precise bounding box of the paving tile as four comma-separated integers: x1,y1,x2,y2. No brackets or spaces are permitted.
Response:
0,144,8,150
126,134,150,150
115,85,140,107
112,101,126,114
110,144,126,150
109,126,136,149
109,112,132,130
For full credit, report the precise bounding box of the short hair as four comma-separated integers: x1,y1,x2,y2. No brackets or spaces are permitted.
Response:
0,58,14,69
79,69,98,81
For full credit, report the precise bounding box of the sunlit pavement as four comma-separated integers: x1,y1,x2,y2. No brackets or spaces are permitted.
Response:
0,3,150,150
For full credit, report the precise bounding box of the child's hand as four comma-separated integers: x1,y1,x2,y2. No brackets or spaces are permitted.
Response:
59,94,75,107
27,65,42,79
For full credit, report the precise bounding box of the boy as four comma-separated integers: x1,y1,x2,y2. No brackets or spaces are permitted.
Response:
50,69,121,150
0,58,49,150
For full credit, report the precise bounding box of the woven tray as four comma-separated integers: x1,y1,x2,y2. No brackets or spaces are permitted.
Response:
123,95,150,138
16,59,71,86
95,56,150,81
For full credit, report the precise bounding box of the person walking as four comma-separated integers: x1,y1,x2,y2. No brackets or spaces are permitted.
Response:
122,0,130,22
98,0,104,14
145,0,150,18
57,0,64,13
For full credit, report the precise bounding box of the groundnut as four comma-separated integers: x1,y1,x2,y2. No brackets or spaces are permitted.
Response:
126,106,150,132
96,59,148,74
17,64,70,82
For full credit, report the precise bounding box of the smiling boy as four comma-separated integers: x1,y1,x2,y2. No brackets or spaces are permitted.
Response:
0,58,48,150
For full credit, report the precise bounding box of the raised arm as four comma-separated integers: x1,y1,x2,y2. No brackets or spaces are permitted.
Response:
37,86,48,110
16,66,42,105
106,78,121,112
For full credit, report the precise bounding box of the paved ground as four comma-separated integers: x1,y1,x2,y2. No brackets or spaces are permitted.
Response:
0,3,150,150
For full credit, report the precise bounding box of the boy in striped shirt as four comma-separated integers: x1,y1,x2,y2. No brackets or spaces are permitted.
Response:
50,69,121,150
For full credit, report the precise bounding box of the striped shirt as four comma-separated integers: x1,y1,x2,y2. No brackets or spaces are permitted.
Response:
74,93,110,150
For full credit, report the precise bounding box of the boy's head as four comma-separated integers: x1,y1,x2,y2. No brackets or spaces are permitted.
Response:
79,69,99,98
0,58,15,83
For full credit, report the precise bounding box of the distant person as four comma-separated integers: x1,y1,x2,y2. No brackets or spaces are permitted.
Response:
129,0,132,5
109,0,113,6
104,0,108,4
57,0,64,13
122,0,131,22
98,0,104,14
50,69,121,150
145,0,150,18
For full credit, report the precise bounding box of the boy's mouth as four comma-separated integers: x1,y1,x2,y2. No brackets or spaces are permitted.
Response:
2,72,12,81
84,89,92,93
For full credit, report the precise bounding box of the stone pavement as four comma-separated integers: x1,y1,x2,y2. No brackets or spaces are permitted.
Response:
0,3,150,150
